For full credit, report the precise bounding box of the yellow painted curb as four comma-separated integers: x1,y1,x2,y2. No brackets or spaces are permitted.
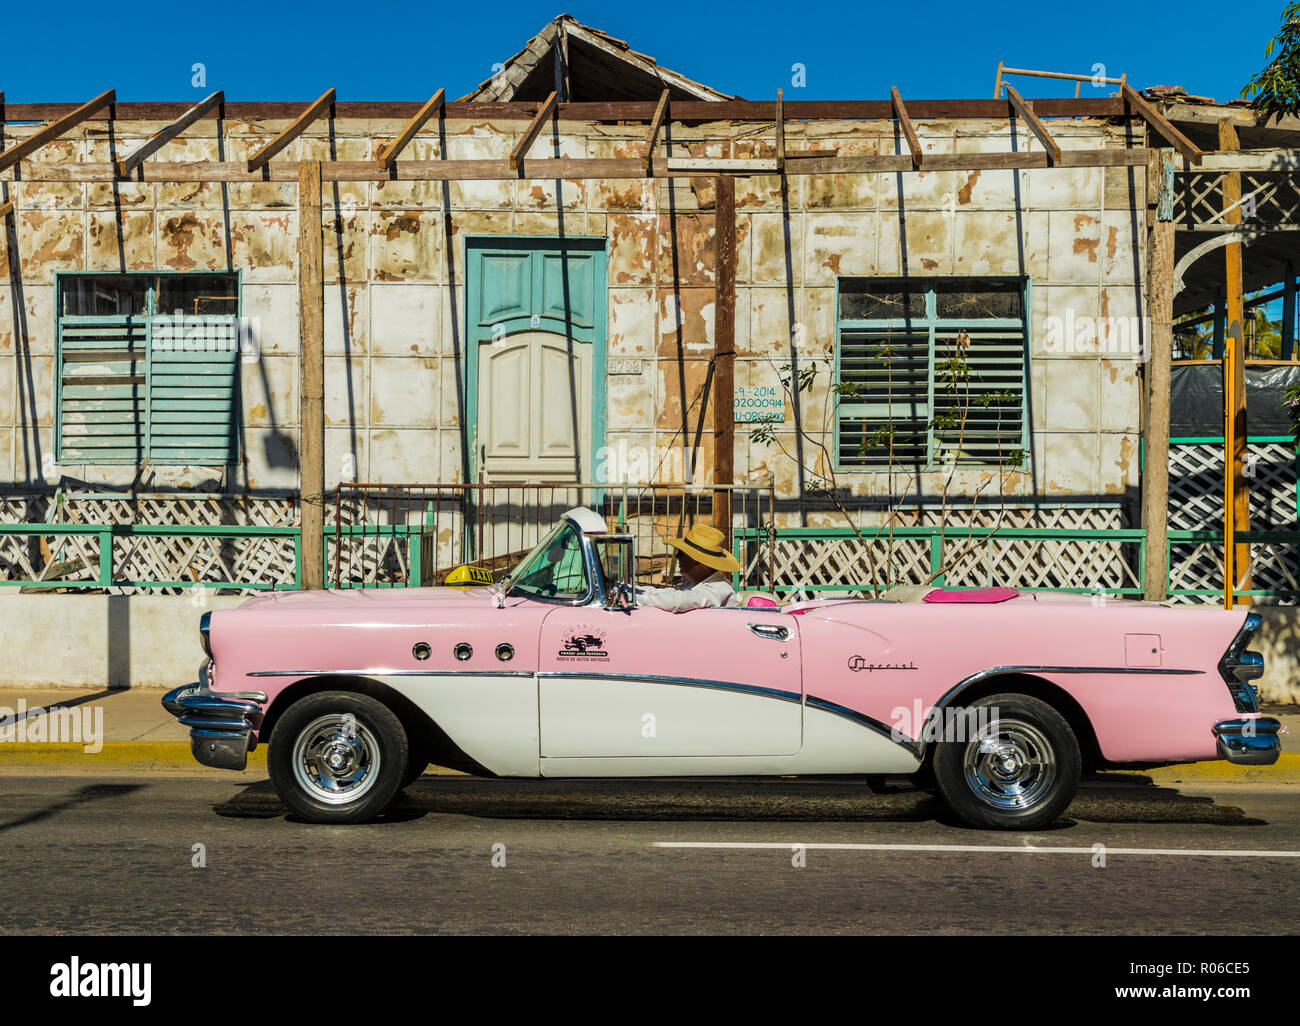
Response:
1110,752,1300,784
0,742,467,775
0,742,267,772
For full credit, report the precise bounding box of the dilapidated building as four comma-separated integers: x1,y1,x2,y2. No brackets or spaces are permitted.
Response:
1,15,1297,697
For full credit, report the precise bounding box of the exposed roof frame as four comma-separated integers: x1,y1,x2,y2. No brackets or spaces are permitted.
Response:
461,16,733,103
375,89,444,168
891,87,922,168
0,89,115,175
1004,84,1060,163
0,199,12,218
117,90,224,176
643,89,669,173
508,90,558,169
3,97,1130,123
775,89,785,171
561,20,731,102
1122,83,1203,165
246,89,335,172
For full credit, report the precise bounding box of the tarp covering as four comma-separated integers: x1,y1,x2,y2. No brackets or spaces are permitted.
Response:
1170,363,1300,437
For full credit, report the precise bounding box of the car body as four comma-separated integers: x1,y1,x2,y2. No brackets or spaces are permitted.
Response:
163,507,1281,829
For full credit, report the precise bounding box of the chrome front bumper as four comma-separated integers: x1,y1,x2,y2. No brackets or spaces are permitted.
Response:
1213,717,1282,766
162,673,267,771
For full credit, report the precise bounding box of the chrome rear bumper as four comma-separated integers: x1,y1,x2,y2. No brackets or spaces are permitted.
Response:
1213,717,1282,766
162,675,267,771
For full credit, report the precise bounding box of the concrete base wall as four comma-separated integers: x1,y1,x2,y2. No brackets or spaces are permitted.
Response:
0,593,1295,703
0,594,247,689
1253,608,1300,705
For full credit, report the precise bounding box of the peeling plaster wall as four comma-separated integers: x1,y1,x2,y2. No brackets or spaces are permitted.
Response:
0,115,1145,516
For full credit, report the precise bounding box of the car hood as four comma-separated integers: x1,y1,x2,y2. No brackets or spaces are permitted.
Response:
238,586,500,611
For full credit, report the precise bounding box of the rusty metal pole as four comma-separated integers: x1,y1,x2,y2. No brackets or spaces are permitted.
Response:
298,161,325,589
713,175,736,543
1219,119,1249,606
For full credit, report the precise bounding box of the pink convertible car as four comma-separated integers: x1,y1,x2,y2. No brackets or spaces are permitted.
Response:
163,508,1280,829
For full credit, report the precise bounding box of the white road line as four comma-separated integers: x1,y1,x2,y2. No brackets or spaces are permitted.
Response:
653,842,1300,858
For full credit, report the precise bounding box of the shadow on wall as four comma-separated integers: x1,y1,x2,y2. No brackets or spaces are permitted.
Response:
107,594,131,689
1256,607,1300,704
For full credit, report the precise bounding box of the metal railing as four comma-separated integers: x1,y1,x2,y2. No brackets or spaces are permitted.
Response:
330,482,777,590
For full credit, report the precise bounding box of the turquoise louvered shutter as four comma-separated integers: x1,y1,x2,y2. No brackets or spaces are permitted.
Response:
146,315,240,465
57,316,149,463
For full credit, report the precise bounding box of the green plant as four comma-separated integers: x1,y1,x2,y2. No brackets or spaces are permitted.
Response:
1242,2,1300,117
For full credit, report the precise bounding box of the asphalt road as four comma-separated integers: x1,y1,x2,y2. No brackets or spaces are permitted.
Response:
0,774,1295,935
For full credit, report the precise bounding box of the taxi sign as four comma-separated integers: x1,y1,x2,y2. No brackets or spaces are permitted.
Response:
444,564,494,587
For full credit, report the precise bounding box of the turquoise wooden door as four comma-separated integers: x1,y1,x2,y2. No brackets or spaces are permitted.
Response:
465,237,608,483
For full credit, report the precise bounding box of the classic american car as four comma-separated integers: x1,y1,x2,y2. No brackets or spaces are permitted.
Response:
162,507,1281,830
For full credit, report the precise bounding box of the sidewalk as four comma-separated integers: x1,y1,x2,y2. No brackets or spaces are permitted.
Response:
0,687,1296,780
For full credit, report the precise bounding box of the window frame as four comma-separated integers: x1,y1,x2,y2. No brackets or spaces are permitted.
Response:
54,270,243,467
832,275,1032,472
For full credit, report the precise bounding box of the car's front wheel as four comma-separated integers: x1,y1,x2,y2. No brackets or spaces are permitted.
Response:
268,691,409,824
932,693,1080,830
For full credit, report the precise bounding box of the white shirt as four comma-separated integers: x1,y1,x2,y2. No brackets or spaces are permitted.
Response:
635,571,737,612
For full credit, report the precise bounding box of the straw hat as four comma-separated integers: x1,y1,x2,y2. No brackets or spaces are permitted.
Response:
666,523,742,574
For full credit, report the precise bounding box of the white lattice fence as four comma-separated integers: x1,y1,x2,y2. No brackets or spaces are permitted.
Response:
759,506,1140,599
0,493,299,594
1167,442,1298,603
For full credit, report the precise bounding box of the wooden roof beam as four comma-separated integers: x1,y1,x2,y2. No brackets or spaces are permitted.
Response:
1004,85,1061,163
891,87,922,168
0,199,13,219
775,89,785,171
375,89,444,169
0,89,115,174
246,89,335,173
117,90,224,177
1122,83,1203,165
507,90,558,170
643,89,669,173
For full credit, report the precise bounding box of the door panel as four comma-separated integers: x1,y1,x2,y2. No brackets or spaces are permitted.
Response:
538,606,803,758
478,330,590,482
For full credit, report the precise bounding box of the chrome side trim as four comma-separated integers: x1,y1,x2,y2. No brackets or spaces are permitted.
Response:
537,670,802,704
246,669,538,678
803,695,921,756
935,664,1201,709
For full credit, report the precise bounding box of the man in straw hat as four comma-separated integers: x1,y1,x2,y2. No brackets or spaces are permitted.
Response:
635,523,742,612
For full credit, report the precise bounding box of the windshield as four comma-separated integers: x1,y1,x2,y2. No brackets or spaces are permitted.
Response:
502,521,590,601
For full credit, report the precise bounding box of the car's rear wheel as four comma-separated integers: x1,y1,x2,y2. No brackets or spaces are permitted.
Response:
932,693,1080,830
268,691,408,824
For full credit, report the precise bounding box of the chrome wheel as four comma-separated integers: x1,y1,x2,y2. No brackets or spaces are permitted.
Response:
962,717,1057,812
291,714,382,806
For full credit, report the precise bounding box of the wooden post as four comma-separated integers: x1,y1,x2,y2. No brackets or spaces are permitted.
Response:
713,175,736,541
299,161,325,589
1143,149,1175,601
1219,119,1250,604
1283,263,1296,361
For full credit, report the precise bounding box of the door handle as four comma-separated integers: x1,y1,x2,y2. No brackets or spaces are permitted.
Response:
747,622,789,642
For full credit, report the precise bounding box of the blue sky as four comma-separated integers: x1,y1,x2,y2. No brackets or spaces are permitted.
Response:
0,0,1286,103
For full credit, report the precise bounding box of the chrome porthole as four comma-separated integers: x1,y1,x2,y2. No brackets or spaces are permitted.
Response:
412,642,431,661
962,717,1057,812
453,643,473,661
291,714,382,806
496,643,514,662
